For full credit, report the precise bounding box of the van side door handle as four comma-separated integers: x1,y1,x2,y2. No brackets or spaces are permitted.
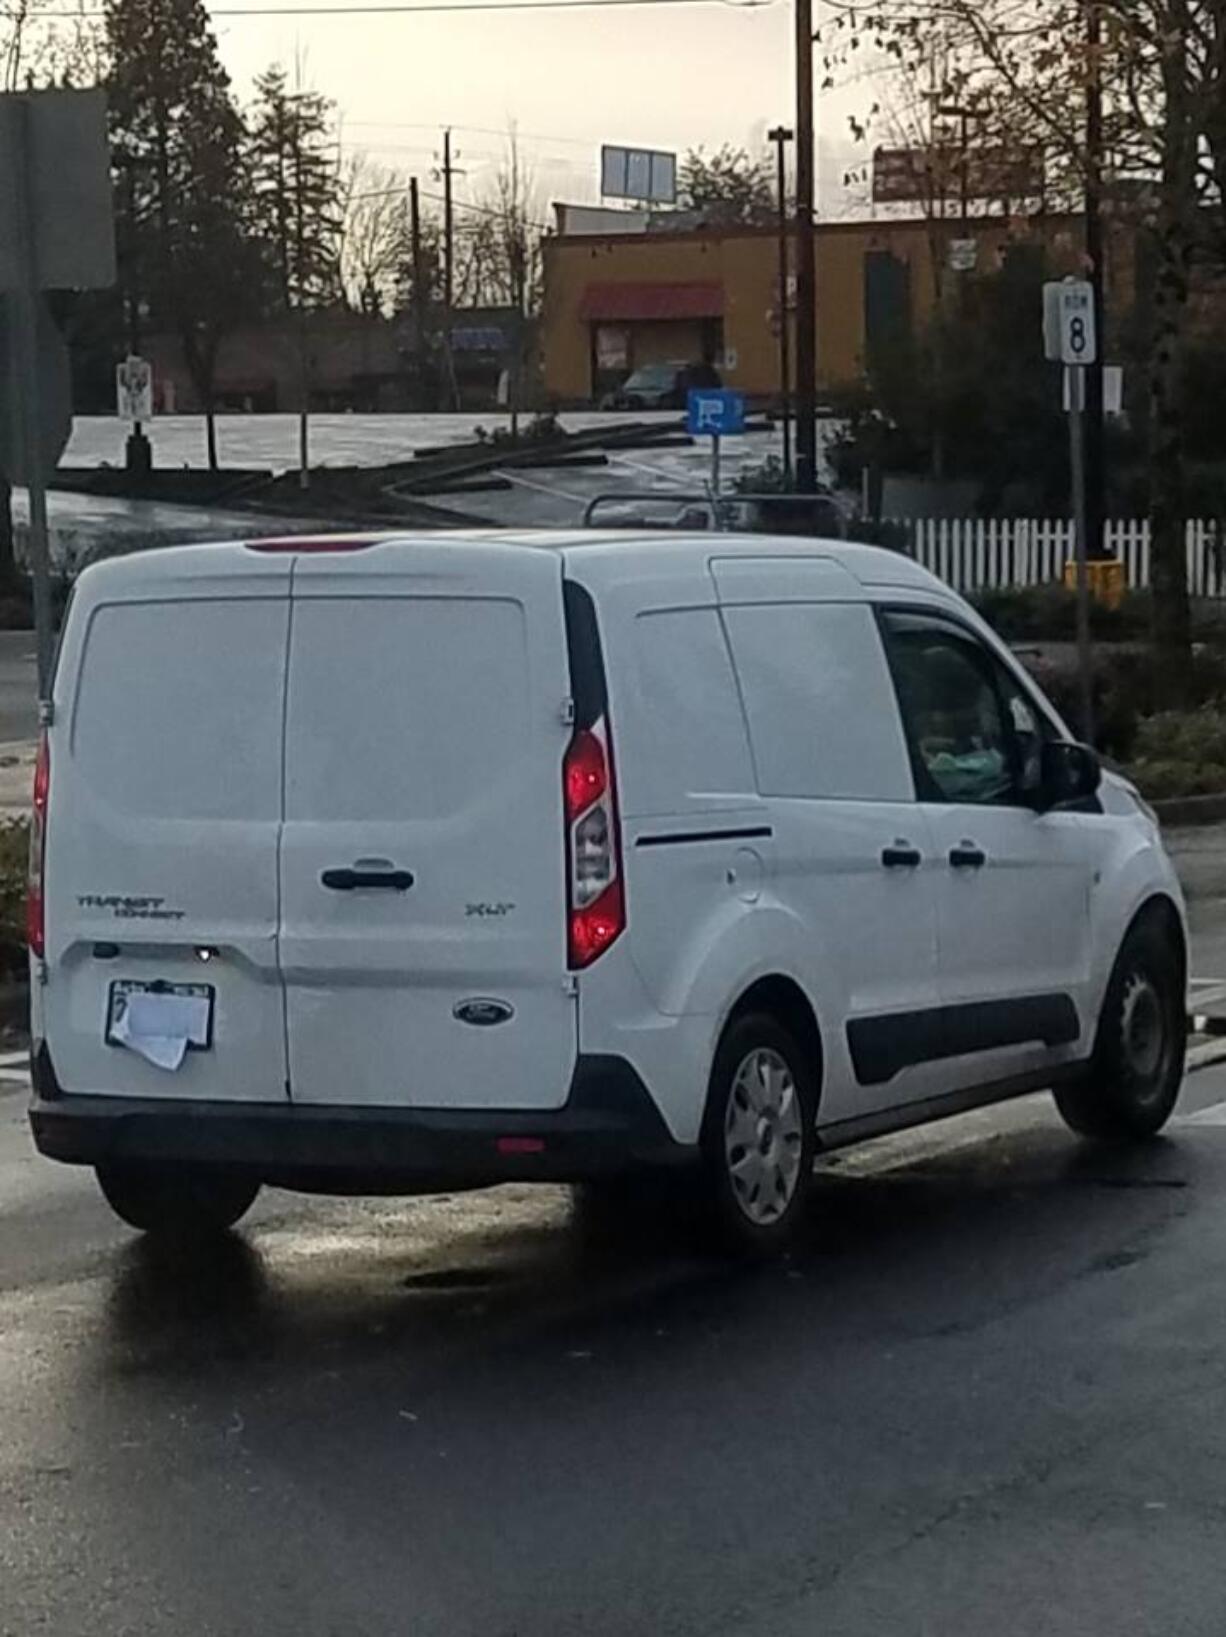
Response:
948,845,987,870
321,867,415,892
881,844,922,869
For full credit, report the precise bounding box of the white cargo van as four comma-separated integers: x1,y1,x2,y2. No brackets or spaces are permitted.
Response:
29,532,1187,1251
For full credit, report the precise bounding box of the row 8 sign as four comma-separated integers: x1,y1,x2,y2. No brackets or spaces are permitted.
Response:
1043,280,1097,366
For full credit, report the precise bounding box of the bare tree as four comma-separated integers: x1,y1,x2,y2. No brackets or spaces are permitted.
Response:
3,0,101,92
826,0,1224,686
456,131,545,314
338,154,408,317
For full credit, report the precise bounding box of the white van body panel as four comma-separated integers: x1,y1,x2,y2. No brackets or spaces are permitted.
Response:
43,546,292,1102
279,541,577,1110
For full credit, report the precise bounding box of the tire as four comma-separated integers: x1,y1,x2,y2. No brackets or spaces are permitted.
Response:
96,1163,260,1236
1054,916,1186,1141
699,1011,818,1255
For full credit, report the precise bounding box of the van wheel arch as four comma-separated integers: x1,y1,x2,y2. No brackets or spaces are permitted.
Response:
1123,894,1187,995
714,976,824,1112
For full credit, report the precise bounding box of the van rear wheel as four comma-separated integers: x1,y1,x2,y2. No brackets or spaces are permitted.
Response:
96,1164,260,1236
700,1012,817,1255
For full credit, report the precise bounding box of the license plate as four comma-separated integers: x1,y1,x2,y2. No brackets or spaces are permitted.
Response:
106,980,215,1050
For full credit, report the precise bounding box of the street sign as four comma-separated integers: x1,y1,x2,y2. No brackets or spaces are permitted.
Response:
949,238,978,273
0,88,115,702
0,90,115,291
687,388,746,438
116,355,154,423
1044,279,1097,365
0,295,71,484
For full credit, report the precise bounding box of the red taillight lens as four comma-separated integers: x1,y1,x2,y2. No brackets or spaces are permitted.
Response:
563,718,625,969
27,732,48,957
564,729,607,822
570,879,625,968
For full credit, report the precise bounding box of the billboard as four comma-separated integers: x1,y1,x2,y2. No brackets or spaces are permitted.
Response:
872,144,1044,205
600,145,677,205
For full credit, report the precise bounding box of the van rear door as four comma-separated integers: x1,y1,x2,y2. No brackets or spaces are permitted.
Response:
42,548,292,1102
280,541,577,1110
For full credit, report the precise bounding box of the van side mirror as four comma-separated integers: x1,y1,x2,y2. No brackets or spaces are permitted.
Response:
1038,740,1101,811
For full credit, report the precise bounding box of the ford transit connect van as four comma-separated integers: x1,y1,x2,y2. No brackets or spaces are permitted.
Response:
29,532,1187,1252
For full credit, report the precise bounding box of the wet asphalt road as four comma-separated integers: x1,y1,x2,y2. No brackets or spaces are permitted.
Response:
6,1064,1226,1637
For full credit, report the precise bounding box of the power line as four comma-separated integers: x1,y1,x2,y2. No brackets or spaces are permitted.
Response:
350,180,551,230
3,0,777,16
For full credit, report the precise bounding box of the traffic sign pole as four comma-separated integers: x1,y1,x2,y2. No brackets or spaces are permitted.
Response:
1046,280,1097,744
1068,365,1094,744
8,99,55,701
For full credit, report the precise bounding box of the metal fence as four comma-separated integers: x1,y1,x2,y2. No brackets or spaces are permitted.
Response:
896,518,1225,596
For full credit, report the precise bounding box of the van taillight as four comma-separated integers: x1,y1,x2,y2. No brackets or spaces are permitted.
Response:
563,718,624,968
27,732,48,957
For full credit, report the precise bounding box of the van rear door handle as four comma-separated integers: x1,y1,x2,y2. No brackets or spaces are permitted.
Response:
881,844,922,869
321,867,415,892
948,845,987,869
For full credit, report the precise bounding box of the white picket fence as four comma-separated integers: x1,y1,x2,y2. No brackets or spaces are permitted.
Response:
896,518,1225,597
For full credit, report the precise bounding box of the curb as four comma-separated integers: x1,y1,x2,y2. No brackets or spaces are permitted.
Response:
1155,793,1226,828
1187,1037,1226,1073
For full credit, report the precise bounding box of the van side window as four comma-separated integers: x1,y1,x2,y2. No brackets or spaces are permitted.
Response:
720,602,914,802
882,611,1052,807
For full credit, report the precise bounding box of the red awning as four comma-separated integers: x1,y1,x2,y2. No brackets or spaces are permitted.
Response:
579,281,724,322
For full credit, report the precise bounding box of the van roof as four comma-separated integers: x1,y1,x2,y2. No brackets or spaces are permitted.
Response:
74,529,949,600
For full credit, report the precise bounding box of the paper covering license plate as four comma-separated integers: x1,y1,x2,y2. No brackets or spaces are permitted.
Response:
106,980,214,1051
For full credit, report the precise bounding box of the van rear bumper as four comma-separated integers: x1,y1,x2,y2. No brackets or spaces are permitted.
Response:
29,1048,691,1191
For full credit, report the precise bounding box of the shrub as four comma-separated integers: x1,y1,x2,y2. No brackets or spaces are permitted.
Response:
1017,645,1226,761
1124,712,1226,800
733,454,793,495
0,819,28,978
971,584,1152,643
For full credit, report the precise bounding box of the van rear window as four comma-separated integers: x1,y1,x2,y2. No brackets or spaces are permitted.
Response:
283,597,530,821
71,599,288,820
622,608,755,814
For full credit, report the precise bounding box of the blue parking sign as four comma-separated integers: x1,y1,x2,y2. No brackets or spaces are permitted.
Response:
687,388,746,438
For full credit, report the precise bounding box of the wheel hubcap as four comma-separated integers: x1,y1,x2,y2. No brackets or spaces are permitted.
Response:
1121,972,1166,1088
724,1047,804,1225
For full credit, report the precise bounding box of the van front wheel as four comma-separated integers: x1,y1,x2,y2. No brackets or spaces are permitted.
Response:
700,1013,817,1255
96,1164,260,1236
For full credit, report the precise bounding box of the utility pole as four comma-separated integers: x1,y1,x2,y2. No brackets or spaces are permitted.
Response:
442,128,455,312
768,125,794,478
1084,0,1107,559
409,175,425,410
793,0,817,492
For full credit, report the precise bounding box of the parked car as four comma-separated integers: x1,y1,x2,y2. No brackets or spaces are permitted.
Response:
29,532,1187,1253
601,360,722,411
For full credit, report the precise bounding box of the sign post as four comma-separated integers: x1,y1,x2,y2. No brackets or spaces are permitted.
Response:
6,100,55,698
687,387,746,507
0,88,115,701
1045,279,1097,743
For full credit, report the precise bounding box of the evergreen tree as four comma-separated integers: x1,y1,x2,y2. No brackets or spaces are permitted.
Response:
105,0,261,467
248,64,343,312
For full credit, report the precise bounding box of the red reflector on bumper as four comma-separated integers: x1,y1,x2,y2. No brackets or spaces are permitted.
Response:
497,1136,546,1155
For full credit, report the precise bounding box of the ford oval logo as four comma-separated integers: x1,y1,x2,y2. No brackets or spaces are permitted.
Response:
453,998,515,1027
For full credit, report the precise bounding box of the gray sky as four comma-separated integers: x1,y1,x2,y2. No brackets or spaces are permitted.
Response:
206,0,880,212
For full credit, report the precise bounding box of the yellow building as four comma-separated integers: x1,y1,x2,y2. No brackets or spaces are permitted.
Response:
541,214,1094,404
